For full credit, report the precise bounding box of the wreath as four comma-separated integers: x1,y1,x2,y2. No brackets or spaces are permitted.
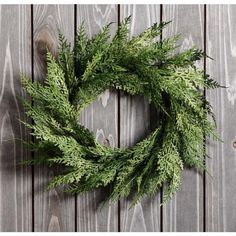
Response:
21,16,221,205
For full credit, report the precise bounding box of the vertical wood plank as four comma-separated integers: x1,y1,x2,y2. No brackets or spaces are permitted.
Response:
76,5,118,232
162,5,204,232
33,5,75,232
119,4,161,232
0,5,32,232
206,5,236,232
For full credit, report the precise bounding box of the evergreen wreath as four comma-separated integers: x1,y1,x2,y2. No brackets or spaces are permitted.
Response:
21,16,221,205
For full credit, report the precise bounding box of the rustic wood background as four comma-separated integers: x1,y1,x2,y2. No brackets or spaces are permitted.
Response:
0,4,235,232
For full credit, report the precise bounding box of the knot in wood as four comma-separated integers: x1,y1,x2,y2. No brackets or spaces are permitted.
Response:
233,141,236,149
103,138,110,147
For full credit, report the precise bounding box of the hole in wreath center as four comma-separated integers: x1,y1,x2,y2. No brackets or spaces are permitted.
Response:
79,89,159,149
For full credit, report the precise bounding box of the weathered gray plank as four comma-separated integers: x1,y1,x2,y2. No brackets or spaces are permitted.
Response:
33,5,75,232
119,4,161,232
0,5,32,232
76,5,118,232
162,5,204,232
206,5,236,232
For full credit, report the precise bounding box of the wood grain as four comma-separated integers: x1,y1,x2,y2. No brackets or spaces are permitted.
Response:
33,5,75,232
162,5,204,232
0,4,236,232
0,5,32,231
119,4,161,232
76,5,118,232
206,5,236,232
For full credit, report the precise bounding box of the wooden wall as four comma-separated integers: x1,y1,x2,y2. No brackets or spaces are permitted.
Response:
0,4,235,232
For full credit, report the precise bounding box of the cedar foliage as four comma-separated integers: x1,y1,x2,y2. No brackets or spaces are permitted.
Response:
21,17,221,205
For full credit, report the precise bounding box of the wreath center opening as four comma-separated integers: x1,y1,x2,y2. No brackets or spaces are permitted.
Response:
80,89,159,149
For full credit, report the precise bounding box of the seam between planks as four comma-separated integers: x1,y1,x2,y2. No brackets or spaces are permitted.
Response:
117,3,121,233
74,4,78,232
203,4,207,233
31,4,35,232
159,4,163,233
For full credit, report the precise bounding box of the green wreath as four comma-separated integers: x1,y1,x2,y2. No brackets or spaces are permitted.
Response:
21,16,221,205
